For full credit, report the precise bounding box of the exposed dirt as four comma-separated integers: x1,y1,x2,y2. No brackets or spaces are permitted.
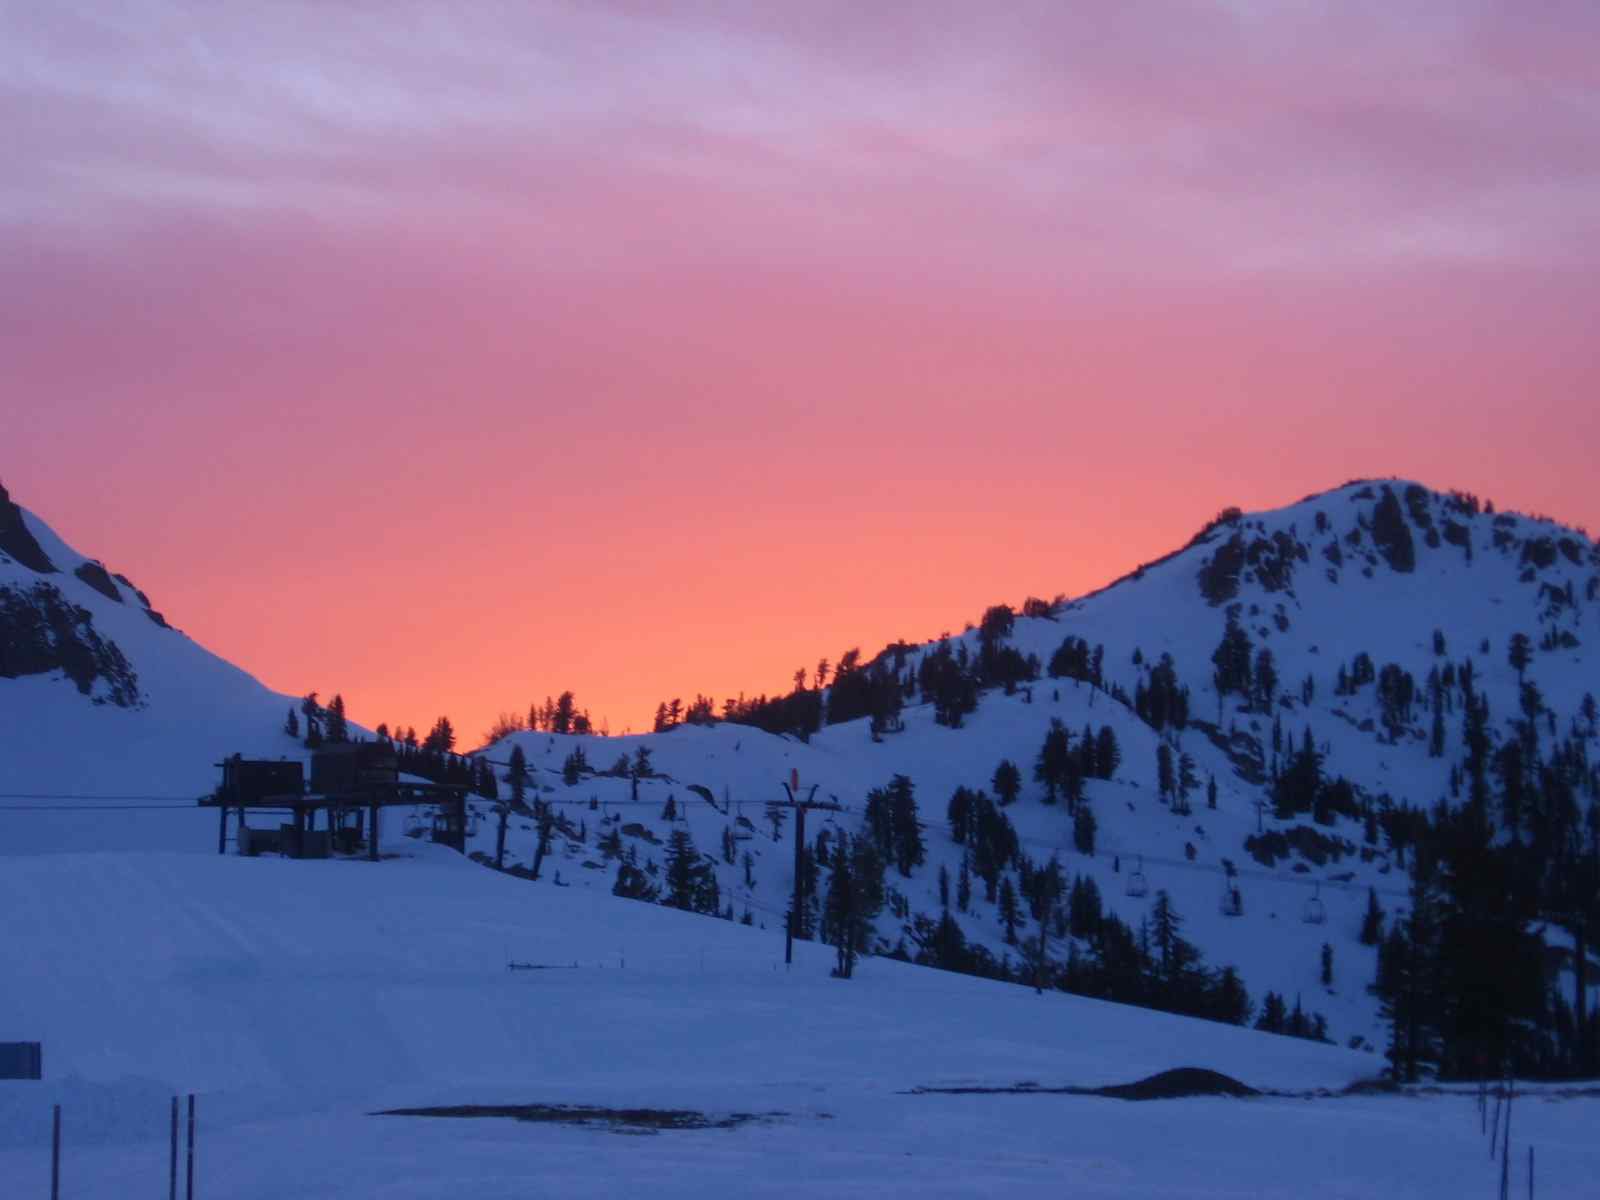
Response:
1097,1068,1260,1100
907,1066,1260,1101
374,1103,791,1134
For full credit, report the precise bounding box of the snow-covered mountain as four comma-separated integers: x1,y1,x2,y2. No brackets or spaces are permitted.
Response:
0,480,308,853
6,477,1596,1055
470,480,1599,1054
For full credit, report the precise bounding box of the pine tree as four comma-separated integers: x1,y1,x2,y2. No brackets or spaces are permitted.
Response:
1508,633,1532,687
1253,647,1278,712
1094,726,1121,779
928,910,969,972
664,828,701,911
938,864,950,908
424,716,456,753
1255,991,1287,1034
301,692,323,748
998,877,1021,945
284,706,299,738
325,694,349,743
825,850,858,978
694,855,721,916
1321,942,1334,987
1034,720,1072,804
552,691,576,735
947,786,974,844
1072,802,1097,856
1176,752,1198,814
991,759,1022,807
1211,620,1254,702
508,744,527,809
1150,890,1183,980
887,775,925,877
1156,743,1174,803
1213,966,1252,1026
1359,887,1385,945
956,858,972,913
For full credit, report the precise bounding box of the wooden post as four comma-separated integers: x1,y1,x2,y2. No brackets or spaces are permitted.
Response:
50,1103,60,1200
186,1092,196,1200
368,800,380,862
1499,1075,1513,1200
170,1095,179,1200
216,804,227,855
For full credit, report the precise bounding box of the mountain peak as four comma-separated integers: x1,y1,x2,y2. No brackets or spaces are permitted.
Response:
0,479,59,574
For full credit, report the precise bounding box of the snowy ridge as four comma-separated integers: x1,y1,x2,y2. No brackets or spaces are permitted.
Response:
472,480,1598,1053
1,490,311,852
5,479,1597,1050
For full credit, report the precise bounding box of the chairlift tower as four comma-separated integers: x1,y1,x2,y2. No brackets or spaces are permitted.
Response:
780,769,842,966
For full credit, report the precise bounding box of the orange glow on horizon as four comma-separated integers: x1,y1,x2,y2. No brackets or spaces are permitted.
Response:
6,5,1597,745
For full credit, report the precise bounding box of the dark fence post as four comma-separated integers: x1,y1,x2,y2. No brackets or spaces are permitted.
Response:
170,1095,179,1200
186,1093,196,1200
50,1104,60,1200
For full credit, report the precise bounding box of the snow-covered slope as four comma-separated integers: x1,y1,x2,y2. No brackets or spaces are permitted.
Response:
471,481,1599,1054
0,482,308,853
2,842,1594,1199
7,478,1596,1053
994,479,1597,803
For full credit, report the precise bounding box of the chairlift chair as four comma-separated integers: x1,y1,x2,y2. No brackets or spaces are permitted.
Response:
403,811,424,837
1126,856,1149,899
1220,884,1244,917
1302,882,1327,925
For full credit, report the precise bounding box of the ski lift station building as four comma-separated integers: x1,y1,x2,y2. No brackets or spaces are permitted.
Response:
201,743,470,860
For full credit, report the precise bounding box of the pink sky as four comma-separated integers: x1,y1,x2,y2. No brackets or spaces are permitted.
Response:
6,2,1598,743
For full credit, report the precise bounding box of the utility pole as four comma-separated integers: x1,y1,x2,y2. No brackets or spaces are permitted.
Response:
781,771,842,966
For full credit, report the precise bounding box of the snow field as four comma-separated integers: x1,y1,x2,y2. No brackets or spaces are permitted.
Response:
0,844,1593,1198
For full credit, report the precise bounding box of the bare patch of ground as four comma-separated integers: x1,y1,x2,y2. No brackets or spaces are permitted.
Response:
907,1067,1259,1100
374,1103,793,1134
